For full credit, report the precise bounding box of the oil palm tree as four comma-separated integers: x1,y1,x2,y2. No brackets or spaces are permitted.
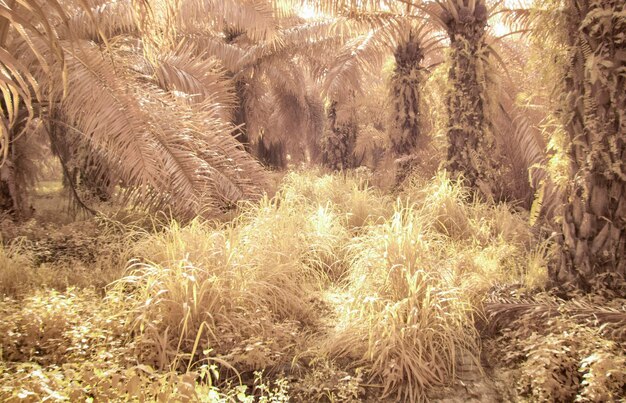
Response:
503,0,626,290
307,0,507,191
427,0,498,196
389,26,426,155
552,0,626,290
0,0,290,219
388,22,442,158
306,5,440,169
321,98,358,170
192,13,355,167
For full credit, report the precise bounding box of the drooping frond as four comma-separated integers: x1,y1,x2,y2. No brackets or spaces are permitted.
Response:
0,0,69,164
18,35,262,217
485,292,626,342
134,87,266,216
61,0,137,42
322,26,392,99
50,41,163,192
154,47,236,120
233,18,353,72
177,0,283,42
185,35,249,72
264,67,324,159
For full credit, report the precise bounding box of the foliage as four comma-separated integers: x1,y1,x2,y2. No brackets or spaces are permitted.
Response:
0,171,562,402
486,291,626,402
0,288,126,365
3,0,625,400
1,0,273,219
291,360,365,402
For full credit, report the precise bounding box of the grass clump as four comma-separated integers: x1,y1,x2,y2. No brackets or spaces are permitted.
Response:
327,203,481,402
402,173,550,291
111,222,309,373
110,178,357,375
279,169,393,229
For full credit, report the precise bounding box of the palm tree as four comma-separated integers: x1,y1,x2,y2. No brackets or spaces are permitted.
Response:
195,14,354,167
310,7,435,168
498,0,626,289
321,98,358,170
389,25,426,155
306,0,505,190
553,0,626,290
0,0,277,219
428,0,498,195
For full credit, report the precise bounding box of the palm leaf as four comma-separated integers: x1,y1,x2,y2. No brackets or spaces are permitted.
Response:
155,47,236,119
322,26,391,99
177,0,281,42
62,0,137,41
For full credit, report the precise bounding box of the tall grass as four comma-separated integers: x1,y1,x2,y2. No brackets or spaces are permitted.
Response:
323,173,549,401
108,172,388,373
326,202,481,402
1,170,552,401
0,240,35,297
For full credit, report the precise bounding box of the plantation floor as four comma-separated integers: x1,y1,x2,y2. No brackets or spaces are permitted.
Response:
1,172,624,402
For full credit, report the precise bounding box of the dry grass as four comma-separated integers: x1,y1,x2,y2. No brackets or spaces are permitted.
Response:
0,170,570,402
325,203,481,402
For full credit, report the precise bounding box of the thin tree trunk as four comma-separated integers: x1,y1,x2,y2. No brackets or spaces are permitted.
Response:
556,0,626,290
322,100,358,171
256,137,286,169
232,79,251,151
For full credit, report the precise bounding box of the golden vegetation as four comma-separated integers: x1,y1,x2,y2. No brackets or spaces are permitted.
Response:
1,0,625,402
3,172,619,402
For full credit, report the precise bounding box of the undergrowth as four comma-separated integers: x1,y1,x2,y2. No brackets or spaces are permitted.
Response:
1,170,622,402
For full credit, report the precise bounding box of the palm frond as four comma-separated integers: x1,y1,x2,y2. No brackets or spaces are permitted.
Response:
485,293,626,342
306,0,401,15
61,0,137,41
177,0,281,42
51,40,163,191
0,0,74,169
186,35,248,72
265,69,324,158
322,26,391,99
155,46,236,120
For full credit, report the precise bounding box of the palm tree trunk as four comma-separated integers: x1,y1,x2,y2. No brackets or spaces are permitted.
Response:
0,173,15,214
232,79,251,150
256,137,286,169
444,2,496,194
556,0,626,290
390,29,423,156
321,100,358,171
